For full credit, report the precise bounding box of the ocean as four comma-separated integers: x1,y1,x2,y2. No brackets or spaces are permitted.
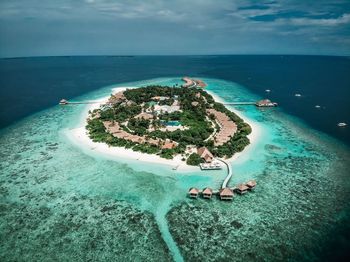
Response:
0,56,350,261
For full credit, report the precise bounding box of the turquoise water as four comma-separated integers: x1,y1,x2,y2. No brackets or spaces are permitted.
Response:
1,77,350,261
163,121,181,127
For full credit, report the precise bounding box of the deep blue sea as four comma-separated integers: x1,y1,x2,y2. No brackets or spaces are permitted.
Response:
0,56,350,261
1,55,349,146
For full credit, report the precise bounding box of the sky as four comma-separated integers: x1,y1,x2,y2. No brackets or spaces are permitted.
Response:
0,0,350,57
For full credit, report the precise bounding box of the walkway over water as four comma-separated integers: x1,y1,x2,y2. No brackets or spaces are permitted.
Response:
223,102,256,105
61,101,101,105
217,158,232,189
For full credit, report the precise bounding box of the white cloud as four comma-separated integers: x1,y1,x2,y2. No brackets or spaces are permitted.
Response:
285,13,350,26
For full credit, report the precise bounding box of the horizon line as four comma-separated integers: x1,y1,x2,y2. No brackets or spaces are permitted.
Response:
1,53,350,59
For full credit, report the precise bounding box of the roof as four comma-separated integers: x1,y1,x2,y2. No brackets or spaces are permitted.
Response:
191,101,199,106
220,187,233,196
135,112,153,120
246,180,257,187
162,142,176,149
257,99,271,104
237,184,249,191
202,187,213,194
189,188,199,194
197,147,213,159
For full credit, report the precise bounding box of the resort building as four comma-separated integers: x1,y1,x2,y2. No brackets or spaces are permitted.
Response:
188,188,199,198
151,96,168,101
236,184,249,195
202,187,213,199
207,109,237,146
59,99,68,105
197,147,214,163
154,105,181,114
219,188,234,200
191,101,199,107
182,77,195,88
103,121,177,149
162,140,177,149
255,99,277,107
135,112,154,120
109,91,125,103
246,180,257,190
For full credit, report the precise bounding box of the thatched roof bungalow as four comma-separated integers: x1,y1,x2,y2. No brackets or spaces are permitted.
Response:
246,180,257,190
219,188,234,200
197,147,214,163
202,187,213,199
236,184,249,195
188,188,199,198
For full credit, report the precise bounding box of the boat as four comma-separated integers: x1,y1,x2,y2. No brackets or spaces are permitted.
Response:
265,89,271,92
315,105,321,108
295,94,301,97
338,123,347,127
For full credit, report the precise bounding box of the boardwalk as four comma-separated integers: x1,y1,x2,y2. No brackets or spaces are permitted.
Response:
217,158,232,189
223,102,255,105
59,99,101,105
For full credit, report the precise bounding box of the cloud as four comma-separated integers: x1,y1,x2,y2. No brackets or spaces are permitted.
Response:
284,13,350,26
0,0,350,57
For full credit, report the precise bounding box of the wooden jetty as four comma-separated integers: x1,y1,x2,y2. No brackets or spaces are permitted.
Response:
187,158,257,200
217,158,232,189
59,99,101,105
224,99,278,107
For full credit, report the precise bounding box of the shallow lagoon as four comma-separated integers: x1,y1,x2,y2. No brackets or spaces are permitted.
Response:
1,77,349,261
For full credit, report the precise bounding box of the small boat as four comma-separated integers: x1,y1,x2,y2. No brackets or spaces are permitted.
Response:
265,89,271,93
295,94,301,97
338,123,347,127
315,105,321,108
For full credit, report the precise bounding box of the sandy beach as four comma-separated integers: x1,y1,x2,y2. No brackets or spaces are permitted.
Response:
65,86,262,171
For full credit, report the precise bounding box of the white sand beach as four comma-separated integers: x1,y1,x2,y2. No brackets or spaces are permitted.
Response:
65,86,263,171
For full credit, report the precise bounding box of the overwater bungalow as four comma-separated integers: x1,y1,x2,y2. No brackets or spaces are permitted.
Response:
255,99,278,107
235,184,249,195
188,188,199,199
246,180,257,190
219,188,234,200
202,187,213,199
59,99,68,105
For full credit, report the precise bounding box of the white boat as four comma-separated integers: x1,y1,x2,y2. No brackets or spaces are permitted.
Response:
338,123,347,127
315,105,321,108
265,89,271,92
295,94,301,97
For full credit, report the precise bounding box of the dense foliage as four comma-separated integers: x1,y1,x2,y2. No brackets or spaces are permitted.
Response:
86,84,251,160
186,153,204,166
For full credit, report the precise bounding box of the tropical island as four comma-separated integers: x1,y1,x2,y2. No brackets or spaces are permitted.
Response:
85,80,252,166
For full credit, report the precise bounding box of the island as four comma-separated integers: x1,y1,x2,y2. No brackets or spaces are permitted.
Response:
85,80,252,167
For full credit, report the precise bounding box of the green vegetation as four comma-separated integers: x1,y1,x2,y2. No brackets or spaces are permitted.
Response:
186,153,204,166
86,84,251,161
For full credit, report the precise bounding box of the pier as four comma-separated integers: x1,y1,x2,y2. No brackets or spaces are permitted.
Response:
224,99,278,107
188,157,256,200
217,158,232,189
59,99,101,105
224,102,256,106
